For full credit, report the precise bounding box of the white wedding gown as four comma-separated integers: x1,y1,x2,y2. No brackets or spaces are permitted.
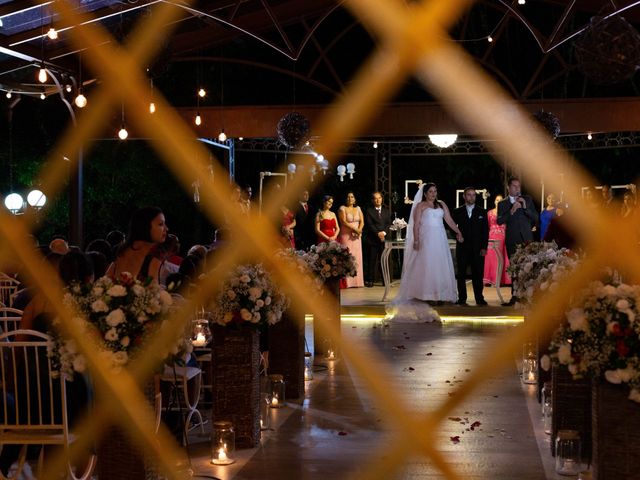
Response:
387,206,457,323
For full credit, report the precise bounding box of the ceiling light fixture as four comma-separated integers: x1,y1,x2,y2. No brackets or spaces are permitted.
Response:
47,27,58,40
428,134,458,148
195,112,202,126
198,88,206,98
38,66,48,83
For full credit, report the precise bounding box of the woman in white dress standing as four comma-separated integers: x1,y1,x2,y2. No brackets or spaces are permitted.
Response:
394,182,463,309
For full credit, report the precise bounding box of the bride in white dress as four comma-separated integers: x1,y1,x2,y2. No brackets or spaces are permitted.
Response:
388,182,464,322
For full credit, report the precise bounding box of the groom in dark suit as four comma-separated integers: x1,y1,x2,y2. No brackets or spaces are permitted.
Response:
497,176,539,305
452,187,489,306
363,191,391,287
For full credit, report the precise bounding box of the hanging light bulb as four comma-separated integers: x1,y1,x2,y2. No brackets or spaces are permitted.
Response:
587,132,593,140
238,137,244,141
518,0,525,4
198,88,206,98
487,36,493,43
195,113,202,126
5,91,11,99
38,66,48,83
47,27,58,40
65,84,72,93
118,125,128,140
74,92,87,108
218,129,227,142
149,102,156,114
373,141,378,149
40,92,46,100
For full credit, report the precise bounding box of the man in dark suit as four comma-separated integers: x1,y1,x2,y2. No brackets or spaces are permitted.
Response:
497,176,539,305
294,190,315,251
452,187,489,306
363,191,391,287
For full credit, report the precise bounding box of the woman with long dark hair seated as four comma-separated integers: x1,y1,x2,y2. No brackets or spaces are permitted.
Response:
106,207,169,283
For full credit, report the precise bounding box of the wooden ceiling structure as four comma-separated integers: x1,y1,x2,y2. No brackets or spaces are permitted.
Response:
2,0,640,137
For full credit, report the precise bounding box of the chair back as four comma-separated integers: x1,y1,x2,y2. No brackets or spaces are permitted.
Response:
0,330,68,437
0,275,20,309
0,308,23,334
8,288,28,308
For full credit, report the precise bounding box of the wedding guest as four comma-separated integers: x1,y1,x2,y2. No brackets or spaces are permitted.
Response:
165,234,183,266
497,177,538,305
157,234,181,286
49,237,69,255
315,195,339,244
621,190,636,218
338,192,364,288
363,192,391,288
584,187,599,210
280,203,296,249
539,193,557,240
452,187,488,306
239,184,252,215
294,190,316,251
601,184,614,207
106,207,168,283
483,195,511,287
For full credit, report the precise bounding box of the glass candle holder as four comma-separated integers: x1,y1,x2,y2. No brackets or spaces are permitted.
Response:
522,342,538,385
191,318,211,347
269,374,285,408
323,339,337,360
304,352,313,381
541,381,552,414
555,430,581,476
259,393,271,430
543,403,552,435
210,420,235,465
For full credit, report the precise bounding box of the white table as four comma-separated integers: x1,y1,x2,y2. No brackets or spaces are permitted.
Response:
380,238,505,302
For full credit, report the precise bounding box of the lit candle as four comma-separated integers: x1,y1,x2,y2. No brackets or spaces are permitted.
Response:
271,396,279,407
192,332,206,347
528,372,536,381
218,448,227,462
327,350,335,360
260,419,264,428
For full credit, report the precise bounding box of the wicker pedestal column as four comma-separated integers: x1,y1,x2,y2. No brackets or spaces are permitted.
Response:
211,325,260,448
592,382,640,480
551,365,592,461
96,380,159,480
268,311,305,399
313,277,341,357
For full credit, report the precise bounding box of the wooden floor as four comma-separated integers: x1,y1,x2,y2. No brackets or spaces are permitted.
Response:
180,286,570,480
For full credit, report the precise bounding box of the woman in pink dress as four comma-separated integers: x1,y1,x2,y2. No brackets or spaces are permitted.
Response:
483,195,511,286
338,192,365,288
315,195,339,244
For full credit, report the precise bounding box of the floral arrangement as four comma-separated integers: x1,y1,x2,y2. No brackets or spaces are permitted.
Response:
275,249,324,293
548,280,640,402
389,218,408,231
506,241,578,304
302,241,357,280
211,263,289,327
49,273,176,377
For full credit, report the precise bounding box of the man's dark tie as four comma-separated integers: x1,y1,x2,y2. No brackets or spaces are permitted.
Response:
377,209,381,218
304,204,308,214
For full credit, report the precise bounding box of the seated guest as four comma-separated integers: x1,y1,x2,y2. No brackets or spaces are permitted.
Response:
86,238,114,264
165,234,183,266
49,237,69,255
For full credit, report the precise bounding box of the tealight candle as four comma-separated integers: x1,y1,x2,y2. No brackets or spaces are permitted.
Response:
211,421,235,465
192,332,206,347
327,350,335,360
271,396,279,407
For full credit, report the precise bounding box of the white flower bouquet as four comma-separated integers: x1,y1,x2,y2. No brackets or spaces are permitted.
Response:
211,264,289,327
49,273,175,377
507,241,578,304
302,241,357,280
548,280,640,402
389,218,408,231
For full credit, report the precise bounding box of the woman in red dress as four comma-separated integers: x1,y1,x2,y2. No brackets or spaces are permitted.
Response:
483,195,511,286
315,195,339,244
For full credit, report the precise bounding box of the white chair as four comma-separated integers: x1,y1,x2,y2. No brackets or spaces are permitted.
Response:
0,330,96,480
0,276,20,309
160,365,204,445
8,290,27,309
0,308,22,334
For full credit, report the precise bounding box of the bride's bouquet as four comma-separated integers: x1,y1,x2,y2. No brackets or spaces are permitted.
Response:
390,218,408,240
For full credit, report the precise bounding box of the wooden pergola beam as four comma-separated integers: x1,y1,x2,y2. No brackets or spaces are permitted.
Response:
176,97,640,139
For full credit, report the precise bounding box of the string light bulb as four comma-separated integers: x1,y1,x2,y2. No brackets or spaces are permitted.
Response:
518,0,525,4
218,130,227,142
118,125,128,140
74,92,87,108
487,36,493,43
198,88,206,98
40,92,46,100
195,113,202,126
5,91,11,99
38,66,48,83
373,141,378,149
587,132,593,140
65,84,72,93
149,102,156,114
47,27,58,40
